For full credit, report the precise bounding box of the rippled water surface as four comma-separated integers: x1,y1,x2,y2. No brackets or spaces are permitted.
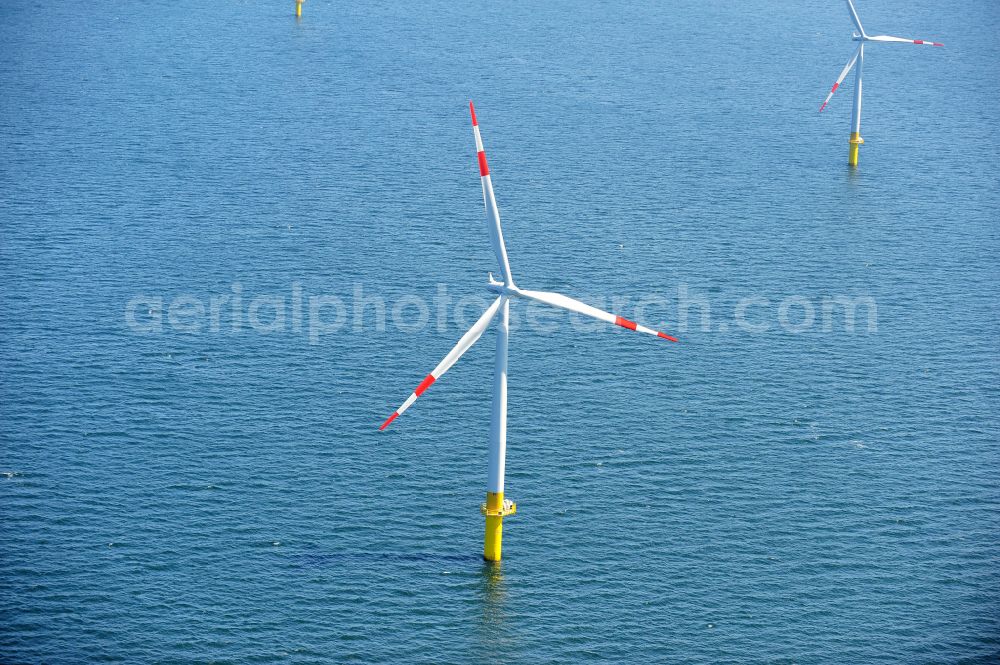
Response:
2,1,998,662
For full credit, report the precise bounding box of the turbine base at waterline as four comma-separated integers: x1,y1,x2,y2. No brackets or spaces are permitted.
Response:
482,494,517,562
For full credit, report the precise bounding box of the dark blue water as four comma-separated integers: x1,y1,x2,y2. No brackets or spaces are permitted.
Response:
2,0,998,662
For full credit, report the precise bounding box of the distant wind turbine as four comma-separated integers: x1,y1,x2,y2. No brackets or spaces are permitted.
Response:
819,0,943,166
379,102,679,562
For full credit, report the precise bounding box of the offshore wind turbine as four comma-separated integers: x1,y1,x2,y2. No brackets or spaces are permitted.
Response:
818,0,943,166
379,102,679,562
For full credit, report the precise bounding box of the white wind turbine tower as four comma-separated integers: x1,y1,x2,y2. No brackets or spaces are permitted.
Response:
819,0,943,166
379,102,679,562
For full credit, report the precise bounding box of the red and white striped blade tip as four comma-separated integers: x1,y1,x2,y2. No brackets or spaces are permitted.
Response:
819,83,839,112
378,373,437,430
614,315,679,342
469,101,478,126
379,412,399,430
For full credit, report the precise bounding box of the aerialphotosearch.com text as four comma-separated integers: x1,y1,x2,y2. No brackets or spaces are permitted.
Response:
124,282,878,344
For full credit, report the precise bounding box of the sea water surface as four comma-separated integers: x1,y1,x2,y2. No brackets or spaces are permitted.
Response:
1,1,998,663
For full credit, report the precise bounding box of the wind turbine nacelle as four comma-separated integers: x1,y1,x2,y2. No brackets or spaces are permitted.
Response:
487,272,521,297
486,280,520,297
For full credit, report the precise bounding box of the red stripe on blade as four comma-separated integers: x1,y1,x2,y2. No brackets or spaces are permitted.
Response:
831,82,839,92
477,151,489,176
379,412,399,430
469,101,478,126
414,374,436,396
933,42,943,46
615,316,637,331
819,102,828,112
914,39,924,44
657,331,679,342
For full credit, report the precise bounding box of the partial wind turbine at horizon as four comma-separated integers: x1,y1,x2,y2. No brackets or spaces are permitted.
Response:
818,0,943,167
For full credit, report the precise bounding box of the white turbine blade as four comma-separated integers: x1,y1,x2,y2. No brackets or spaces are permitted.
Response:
380,296,505,429
470,102,514,285
846,0,865,36
867,34,943,46
518,289,678,342
819,45,862,112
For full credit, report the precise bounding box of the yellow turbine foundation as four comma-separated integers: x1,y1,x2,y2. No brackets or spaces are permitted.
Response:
848,132,863,167
295,0,303,17
481,491,516,561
